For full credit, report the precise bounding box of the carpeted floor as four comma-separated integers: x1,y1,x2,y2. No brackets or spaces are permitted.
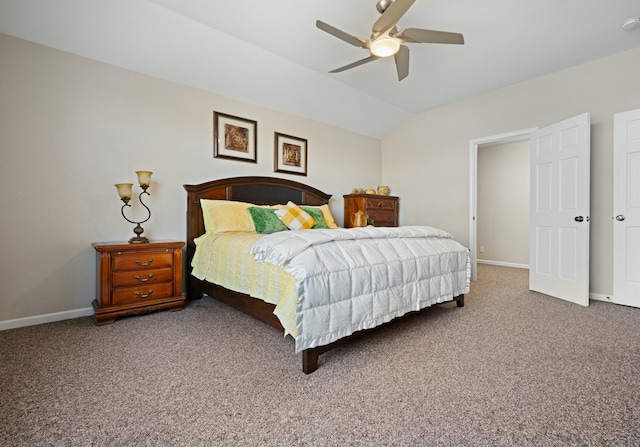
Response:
1,264,639,446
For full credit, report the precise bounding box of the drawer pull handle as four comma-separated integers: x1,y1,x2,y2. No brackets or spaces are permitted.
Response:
135,289,154,298
135,258,153,266
134,274,154,282
377,202,384,207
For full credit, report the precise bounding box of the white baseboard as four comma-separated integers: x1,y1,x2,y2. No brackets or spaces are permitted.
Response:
590,293,613,303
477,259,529,269
477,264,613,303
0,292,619,331
0,307,94,331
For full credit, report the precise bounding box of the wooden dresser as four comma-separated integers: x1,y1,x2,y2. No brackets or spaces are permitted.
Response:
92,241,185,325
343,193,399,228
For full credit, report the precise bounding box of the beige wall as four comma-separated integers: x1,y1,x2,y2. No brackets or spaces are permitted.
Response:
477,141,529,266
3,33,639,324
0,34,381,322
382,46,640,296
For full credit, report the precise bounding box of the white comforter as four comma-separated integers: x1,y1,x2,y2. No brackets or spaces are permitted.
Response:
250,226,470,353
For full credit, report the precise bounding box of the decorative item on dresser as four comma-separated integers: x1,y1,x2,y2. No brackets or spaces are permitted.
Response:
92,241,185,325
343,192,399,228
114,170,153,244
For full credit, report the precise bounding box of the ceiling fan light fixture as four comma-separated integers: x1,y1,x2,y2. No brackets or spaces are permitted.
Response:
370,38,401,57
317,0,464,80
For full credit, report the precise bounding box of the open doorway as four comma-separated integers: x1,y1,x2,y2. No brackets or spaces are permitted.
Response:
477,140,530,269
470,114,591,305
469,128,536,281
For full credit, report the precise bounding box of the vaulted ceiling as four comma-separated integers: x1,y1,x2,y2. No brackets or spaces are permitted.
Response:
1,0,639,138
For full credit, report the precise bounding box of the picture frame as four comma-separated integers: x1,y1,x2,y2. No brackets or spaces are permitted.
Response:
274,132,307,176
213,111,257,163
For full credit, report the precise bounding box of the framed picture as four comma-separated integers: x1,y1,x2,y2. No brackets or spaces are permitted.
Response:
274,132,307,176
213,112,257,163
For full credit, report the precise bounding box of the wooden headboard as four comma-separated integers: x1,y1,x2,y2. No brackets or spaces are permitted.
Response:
183,176,332,288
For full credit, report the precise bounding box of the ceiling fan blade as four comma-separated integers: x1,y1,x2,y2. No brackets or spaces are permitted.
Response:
396,28,464,45
316,20,367,48
330,55,379,73
372,0,416,35
394,45,410,81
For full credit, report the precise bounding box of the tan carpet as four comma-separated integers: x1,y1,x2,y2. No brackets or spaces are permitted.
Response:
1,264,639,446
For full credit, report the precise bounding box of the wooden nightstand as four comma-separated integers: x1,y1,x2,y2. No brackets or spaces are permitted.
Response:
343,193,399,228
92,241,185,325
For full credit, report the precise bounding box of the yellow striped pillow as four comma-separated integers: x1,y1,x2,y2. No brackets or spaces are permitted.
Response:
200,199,256,233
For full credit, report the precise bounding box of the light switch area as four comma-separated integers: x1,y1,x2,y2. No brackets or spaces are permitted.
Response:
479,246,485,253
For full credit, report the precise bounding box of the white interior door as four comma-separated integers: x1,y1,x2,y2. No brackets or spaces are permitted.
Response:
613,108,640,308
529,113,590,306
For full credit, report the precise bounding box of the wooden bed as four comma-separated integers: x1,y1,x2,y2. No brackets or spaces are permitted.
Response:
184,176,464,374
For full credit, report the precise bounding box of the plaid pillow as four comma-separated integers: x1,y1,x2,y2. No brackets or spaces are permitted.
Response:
275,201,317,230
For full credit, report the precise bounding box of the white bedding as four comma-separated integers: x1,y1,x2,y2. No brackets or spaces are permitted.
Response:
250,226,470,352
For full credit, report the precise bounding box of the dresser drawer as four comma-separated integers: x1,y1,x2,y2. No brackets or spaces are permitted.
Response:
371,220,396,227
112,251,173,272
112,282,174,305
366,198,396,210
367,209,396,226
112,268,173,288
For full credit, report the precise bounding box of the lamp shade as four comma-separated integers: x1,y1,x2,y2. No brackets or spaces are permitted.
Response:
115,183,133,200
370,38,400,57
136,171,153,187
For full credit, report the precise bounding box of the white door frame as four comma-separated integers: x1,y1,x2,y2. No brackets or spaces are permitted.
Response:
469,128,537,280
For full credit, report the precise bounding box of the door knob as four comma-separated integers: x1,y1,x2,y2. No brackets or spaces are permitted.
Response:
616,215,626,221
575,216,584,222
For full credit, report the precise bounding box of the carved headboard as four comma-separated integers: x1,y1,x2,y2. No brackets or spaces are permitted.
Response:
183,176,332,279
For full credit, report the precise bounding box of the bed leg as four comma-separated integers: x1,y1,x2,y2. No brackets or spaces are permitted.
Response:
302,348,319,374
455,294,465,307
186,278,204,300
186,287,202,300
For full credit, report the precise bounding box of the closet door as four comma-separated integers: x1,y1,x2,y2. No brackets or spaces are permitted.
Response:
613,108,640,308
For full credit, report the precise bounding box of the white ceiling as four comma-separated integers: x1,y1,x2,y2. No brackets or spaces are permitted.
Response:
1,0,640,138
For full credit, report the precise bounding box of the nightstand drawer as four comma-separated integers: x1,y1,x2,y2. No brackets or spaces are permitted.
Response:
112,251,173,271
112,268,173,288
112,282,174,305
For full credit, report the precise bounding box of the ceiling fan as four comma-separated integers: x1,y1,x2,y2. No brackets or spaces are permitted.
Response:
316,0,464,81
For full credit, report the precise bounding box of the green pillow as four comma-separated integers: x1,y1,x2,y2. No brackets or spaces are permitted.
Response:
247,207,289,234
301,207,329,229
